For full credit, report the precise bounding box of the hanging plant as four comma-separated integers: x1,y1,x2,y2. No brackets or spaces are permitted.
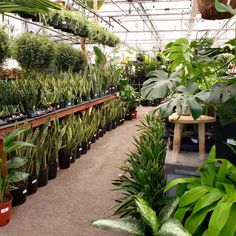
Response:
16,33,54,71
197,0,236,20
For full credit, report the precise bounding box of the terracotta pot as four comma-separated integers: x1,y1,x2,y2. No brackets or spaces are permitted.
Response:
0,195,13,227
197,0,236,20
131,110,137,119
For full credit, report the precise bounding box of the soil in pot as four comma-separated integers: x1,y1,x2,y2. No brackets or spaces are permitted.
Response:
82,142,89,154
106,123,113,131
48,163,58,180
38,167,49,187
215,121,236,165
11,181,28,206
59,151,71,169
27,175,38,195
0,195,12,227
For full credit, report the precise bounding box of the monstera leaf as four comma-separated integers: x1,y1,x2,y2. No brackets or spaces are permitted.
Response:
141,70,181,100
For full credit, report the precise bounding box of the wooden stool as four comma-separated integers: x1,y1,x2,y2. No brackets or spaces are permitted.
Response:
168,113,216,163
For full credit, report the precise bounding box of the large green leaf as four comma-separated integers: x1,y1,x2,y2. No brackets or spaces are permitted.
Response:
179,186,212,207
6,157,28,169
7,171,29,183
215,0,236,15
158,219,191,236
220,204,236,236
3,128,28,146
135,196,160,236
208,201,232,236
4,141,35,153
185,204,215,234
91,218,145,235
189,97,203,120
193,188,224,213
158,197,180,224
164,177,199,193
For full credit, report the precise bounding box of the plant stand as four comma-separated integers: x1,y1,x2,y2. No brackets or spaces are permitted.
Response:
168,113,215,163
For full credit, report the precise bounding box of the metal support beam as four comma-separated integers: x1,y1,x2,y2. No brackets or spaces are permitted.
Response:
104,0,191,3
99,12,190,17
110,16,129,32
186,0,198,39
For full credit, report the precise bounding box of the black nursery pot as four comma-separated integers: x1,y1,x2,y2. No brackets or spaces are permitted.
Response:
11,181,28,207
38,167,49,187
125,113,132,120
59,151,72,169
96,129,100,139
99,127,104,137
112,121,117,129
106,123,113,131
27,175,38,195
48,163,58,180
215,121,236,165
82,142,89,154
71,150,76,163
103,125,107,135
88,141,92,150
91,133,97,143
76,144,82,158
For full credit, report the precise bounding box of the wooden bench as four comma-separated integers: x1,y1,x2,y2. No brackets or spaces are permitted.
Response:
168,113,216,163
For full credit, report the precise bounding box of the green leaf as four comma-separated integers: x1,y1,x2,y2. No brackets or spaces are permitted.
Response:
193,188,224,213
3,128,27,146
6,157,28,169
220,204,236,236
189,98,203,120
164,177,199,193
7,171,29,183
158,197,180,224
185,203,215,234
158,219,191,236
215,0,236,15
4,141,35,153
208,201,232,236
179,186,212,207
91,218,145,235
135,196,160,236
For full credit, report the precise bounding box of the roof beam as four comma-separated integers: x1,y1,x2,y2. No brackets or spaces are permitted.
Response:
104,0,191,3
186,0,198,39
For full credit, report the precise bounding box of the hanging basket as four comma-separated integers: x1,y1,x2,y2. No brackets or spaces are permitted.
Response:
197,0,236,20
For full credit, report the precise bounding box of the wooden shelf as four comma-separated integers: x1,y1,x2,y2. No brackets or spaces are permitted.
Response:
0,94,118,138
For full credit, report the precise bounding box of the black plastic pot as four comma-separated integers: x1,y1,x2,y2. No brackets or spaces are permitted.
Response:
48,163,58,180
71,149,76,163
99,127,104,137
76,144,82,158
121,117,125,124
91,133,97,143
11,181,28,206
77,26,89,37
106,123,113,131
103,125,107,135
96,129,100,139
27,175,38,195
112,121,117,129
215,121,236,165
125,113,132,120
82,142,89,154
59,151,71,169
88,141,92,150
38,167,49,187
59,101,65,109
48,13,59,27
64,99,73,107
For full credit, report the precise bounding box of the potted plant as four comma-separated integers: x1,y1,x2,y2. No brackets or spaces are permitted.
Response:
0,128,34,226
207,77,236,164
0,27,9,66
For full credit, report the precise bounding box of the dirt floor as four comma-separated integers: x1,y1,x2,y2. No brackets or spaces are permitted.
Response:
0,107,152,236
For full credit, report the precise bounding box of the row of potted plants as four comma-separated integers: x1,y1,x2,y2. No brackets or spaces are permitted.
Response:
17,9,120,47
0,98,130,226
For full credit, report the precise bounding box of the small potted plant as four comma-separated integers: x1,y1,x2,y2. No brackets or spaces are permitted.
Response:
0,128,34,226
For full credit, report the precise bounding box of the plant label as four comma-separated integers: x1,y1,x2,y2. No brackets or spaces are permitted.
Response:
191,138,198,144
23,189,27,194
1,207,9,214
227,139,236,146
70,156,72,160
32,179,37,184
79,148,82,151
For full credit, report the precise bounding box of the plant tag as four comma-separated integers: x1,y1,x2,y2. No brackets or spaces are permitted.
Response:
1,207,9,214
99,129,102,132
191,138,198,144
227,139,236,145
116,92,120,97
32,179,37,184
70,156,72,160
94,134,96,137
79,148,82,151
68,102,71,106
23,189,27,194
89,141,91,144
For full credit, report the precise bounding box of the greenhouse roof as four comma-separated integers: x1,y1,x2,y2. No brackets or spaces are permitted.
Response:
95,0,236,52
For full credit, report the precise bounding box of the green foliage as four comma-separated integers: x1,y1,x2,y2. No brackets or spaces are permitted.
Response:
164,146,236,236
0,27,9,65
92,196,190,236
16,33,54,71
0,128,34,203
112,114,167,218
55,42,86,72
